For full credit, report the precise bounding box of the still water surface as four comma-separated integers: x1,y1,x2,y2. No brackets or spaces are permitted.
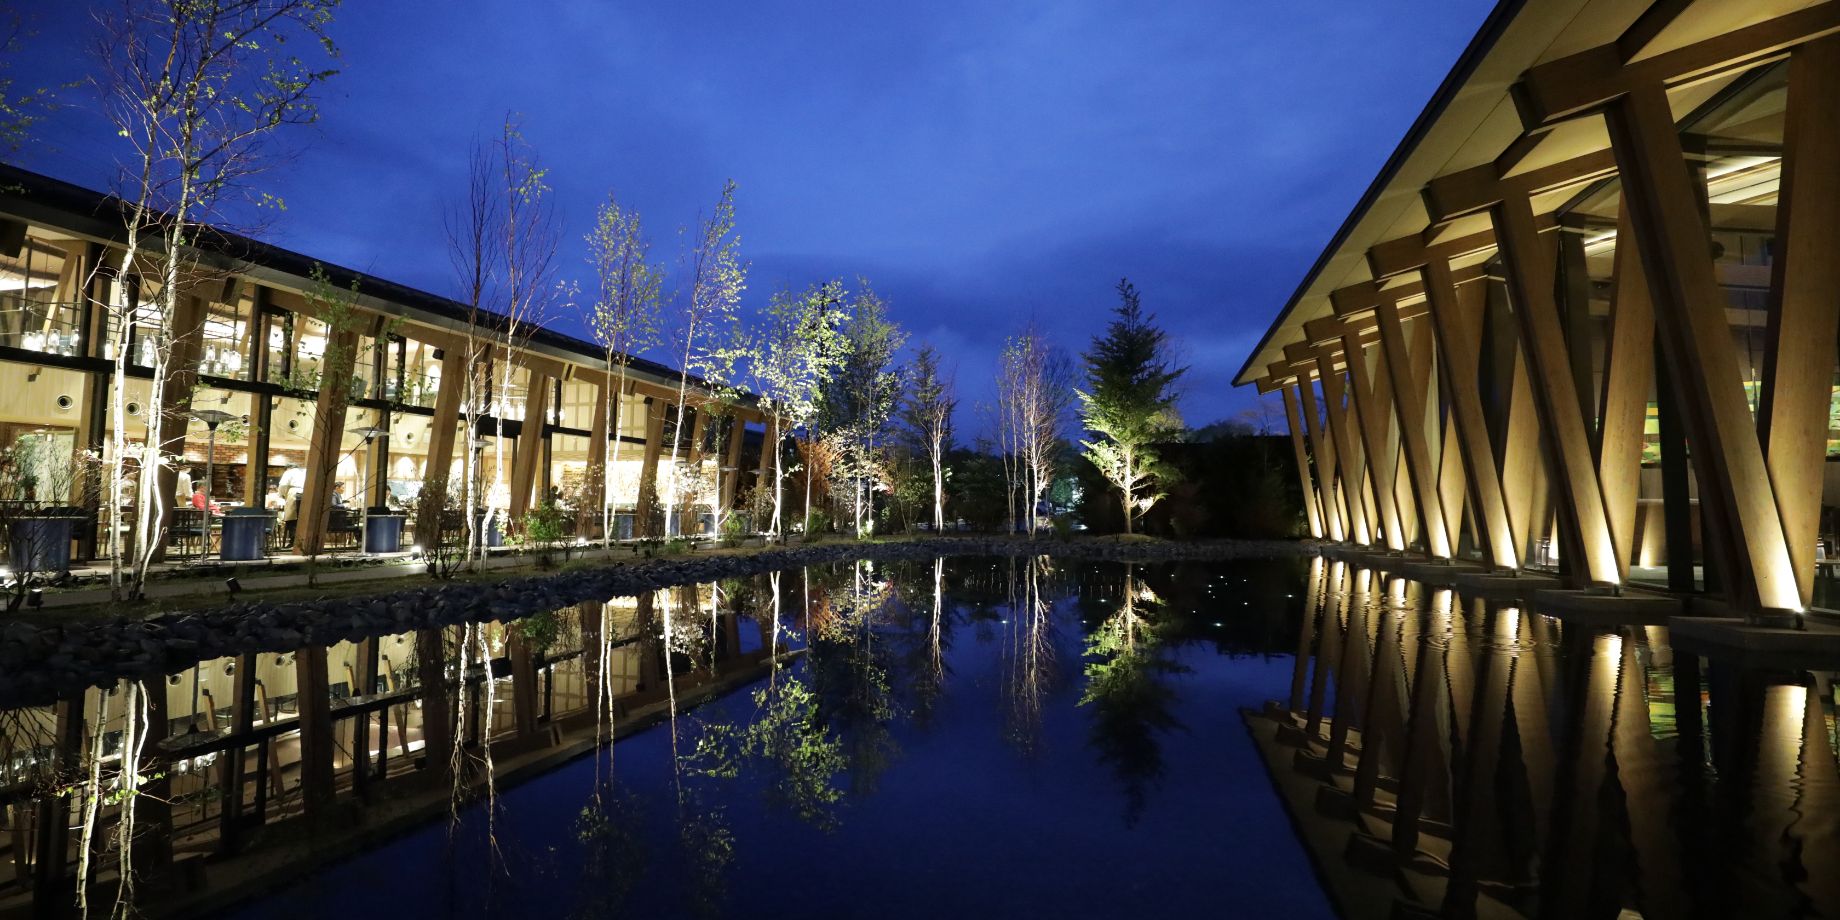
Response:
237,556,1331,919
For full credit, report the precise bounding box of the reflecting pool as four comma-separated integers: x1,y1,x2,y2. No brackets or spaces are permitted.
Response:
14,552,1840,918
223,556,1330,919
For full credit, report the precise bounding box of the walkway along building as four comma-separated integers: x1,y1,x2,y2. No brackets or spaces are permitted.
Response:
0,164,774,561
1236,0,1840,618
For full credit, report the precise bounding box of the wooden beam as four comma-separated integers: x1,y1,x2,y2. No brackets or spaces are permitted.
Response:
1617,0,1696,61
508,372,552,519
1518,4,1840,126
1377,301,1450,557
1491,194,1622,585
1316,352,1373,545
1342,333,1406,549
1606,82,1800,612
1595,202,1655,577
1424,152,1617,226
1757,35,1840,609
635,397,666,536
1423,259,1519,569
1283,384,1326,539
1298,373,1347,542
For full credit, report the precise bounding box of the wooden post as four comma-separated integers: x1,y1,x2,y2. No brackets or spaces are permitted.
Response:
1376,303,1450,557
582,380,610,537
1490,194,1621,585
720,415,746,513
416,628,453,779
150,292,210,562
635,398,666,536
295,645,336,816
295,328,360,555
1757,35,1840,608
1298,374,1346,542
1315,353,1372,545
1281,384,1325,538
509,372,552,520
1607,82,1800,612
1422,261,1518,568
507,628,541,738
1595,204,1656,578
414,347,467,545
1342,333,1406,549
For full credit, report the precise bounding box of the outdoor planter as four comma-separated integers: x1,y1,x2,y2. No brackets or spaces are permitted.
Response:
7,509,84,575
220,508,274,561
364,508,407,553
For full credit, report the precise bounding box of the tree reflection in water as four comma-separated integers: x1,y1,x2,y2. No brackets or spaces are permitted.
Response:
1077,562,1190,826
202,555,1317,920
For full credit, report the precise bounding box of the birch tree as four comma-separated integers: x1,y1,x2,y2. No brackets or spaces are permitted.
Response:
431,140,499,573
93,0,341,599
663,180,744,537
997,324,1072,537
1078,279,1185,534
584,191,662,546
486,114,557,544
900,344,955,531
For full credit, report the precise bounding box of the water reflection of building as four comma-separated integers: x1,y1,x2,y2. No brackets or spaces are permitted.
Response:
1250,558,1840,919
0,164,770,560
1235,0,1840,616
0,582,776,916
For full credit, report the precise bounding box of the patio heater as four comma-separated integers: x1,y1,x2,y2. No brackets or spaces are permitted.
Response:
348,425,389,552
190,408,239,563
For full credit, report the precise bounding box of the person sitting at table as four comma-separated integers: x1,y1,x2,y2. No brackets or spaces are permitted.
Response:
264,486,286,512
331,481,348,507
191,483,223,516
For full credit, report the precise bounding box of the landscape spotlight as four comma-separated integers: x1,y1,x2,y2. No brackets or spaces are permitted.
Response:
27,589,43,609
411,544,424,559
226,577,243,596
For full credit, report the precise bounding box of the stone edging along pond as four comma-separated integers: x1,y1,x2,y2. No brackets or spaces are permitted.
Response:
0,536,1309,708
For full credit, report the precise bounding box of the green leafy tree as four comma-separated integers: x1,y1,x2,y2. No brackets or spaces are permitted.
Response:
736,281,848,539
1078,279,1186,535
816,284,906,537
900,344,956,530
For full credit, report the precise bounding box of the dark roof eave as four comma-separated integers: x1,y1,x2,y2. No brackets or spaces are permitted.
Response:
1231,0,1527,388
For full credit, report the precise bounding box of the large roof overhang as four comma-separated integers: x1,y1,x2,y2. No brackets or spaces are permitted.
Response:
1233,0,1827,387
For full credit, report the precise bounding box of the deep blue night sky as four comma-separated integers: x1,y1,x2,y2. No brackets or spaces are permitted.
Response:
9,0,1493,427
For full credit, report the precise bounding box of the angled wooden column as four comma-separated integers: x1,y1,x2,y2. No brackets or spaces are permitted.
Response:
295,644,336,815
1596,204,1656,578
1502,346,1548,565
1282,384,1326,538
1607,83,1800,612
1316,352,1373,545
414,347,467,544
1422,262,1518,568
580,381,610,537
1491,195,1622,585
1376,303,1450,557
295,327,360,556
1758,35,1840,607
1342,334,1406,549
509,371,552,520
149,290,210,562
720,415,746,511
1297,374,1346,542
634,397,666,536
